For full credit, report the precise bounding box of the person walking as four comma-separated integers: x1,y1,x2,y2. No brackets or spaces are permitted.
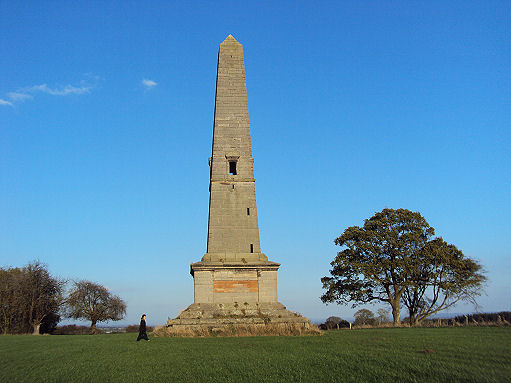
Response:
137,314,149,341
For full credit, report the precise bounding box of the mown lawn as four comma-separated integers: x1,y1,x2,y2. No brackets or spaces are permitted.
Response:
0,327,509,382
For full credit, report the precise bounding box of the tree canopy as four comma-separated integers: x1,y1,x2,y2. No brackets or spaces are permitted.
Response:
66,280,126,332
321,208,485,325
402,237,486,325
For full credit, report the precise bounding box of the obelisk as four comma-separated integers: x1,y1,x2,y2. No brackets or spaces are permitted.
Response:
192,34,279,305
167,35,311,333
206,34,261,257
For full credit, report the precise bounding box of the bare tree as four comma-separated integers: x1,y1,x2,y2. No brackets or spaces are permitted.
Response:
0,262,64,334
66,280,126,333
353,309,376,326
376,308,390,325
22,261,65,334
0,268,24,334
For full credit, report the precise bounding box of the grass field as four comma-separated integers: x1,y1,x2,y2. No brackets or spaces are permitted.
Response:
1,327,510,382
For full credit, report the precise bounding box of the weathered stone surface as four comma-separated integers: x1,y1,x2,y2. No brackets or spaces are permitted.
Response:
167,302,311,330
191,262,279,304
206,34,261,256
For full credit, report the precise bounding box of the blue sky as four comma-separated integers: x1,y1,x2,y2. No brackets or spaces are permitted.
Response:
1,1,509,325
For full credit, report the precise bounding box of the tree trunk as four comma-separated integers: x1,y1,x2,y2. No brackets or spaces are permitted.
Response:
408,309,417,326
90,321,96,334
2,313,8,334
32,323,41,335
391,303,401,325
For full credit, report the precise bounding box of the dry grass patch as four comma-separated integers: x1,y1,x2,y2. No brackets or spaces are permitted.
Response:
153,323,321,337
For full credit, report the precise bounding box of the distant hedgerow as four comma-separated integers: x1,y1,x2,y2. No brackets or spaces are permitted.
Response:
454,312,511,324
125,324,153,333
53,325,104,335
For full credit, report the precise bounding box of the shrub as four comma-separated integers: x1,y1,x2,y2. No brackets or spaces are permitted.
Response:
40,313,61,334
320,316,350,330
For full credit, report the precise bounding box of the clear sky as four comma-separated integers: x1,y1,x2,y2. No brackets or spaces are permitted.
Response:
1,1,510,325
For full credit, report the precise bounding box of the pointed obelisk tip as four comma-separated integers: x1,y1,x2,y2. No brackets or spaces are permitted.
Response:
221,34,240,45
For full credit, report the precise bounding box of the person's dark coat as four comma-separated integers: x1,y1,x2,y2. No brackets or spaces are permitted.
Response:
137,318,149,341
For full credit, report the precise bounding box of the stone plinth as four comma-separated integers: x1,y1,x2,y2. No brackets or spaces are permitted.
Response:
166,302,311,333
191,254,279,304
165,256,309,332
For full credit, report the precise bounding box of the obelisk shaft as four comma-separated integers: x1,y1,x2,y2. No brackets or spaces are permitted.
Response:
206,35,261,255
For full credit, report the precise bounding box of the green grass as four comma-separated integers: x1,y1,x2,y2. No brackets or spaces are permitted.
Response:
1,327,510,382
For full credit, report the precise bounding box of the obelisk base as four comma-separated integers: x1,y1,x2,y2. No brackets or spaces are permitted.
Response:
160,254,315,336
163,301,314,336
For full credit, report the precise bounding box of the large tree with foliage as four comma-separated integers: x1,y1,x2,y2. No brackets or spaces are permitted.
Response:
402,237,486,325
321,208,485,325
66,280,126,333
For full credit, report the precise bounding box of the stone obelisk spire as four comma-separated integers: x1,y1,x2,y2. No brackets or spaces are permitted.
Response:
206,34,261,256
166,36,311,334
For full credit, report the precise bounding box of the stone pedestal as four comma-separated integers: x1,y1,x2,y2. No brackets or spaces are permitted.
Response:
192,253,278,304
166,254,311,332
